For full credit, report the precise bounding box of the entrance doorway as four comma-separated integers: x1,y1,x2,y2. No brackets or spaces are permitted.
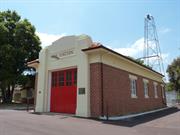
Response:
50,68,77,114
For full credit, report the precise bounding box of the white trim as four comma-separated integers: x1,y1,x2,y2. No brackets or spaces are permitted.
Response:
50,66,77,73
130,78,137,98
129,74,137,80
154,87,158,98
47,71,51,112
131,95,138,98
161,85,165,98
88,48,164,79
153,82,158,98
143,81,149,98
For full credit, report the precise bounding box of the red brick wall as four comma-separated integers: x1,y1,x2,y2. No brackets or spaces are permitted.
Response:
90,63,102,117
90,63,166,118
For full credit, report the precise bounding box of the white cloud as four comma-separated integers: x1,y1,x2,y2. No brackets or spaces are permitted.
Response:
161,53,169,64
108,38,169,61
108,38,169,76
36,32,66,48
108,37,144,58
159,27,172,34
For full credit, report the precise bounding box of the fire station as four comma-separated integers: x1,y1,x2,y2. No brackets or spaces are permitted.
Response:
28,35,166,118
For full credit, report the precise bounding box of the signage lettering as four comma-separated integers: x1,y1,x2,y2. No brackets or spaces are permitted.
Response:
51,48,75,59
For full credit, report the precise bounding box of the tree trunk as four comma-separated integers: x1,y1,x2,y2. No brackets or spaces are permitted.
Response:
10,84,15,102
1,86,6,103
1,84,14,104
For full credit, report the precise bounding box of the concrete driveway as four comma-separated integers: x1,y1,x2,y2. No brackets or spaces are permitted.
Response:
0,108,179,135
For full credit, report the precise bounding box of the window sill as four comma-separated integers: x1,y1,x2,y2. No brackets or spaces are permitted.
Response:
145,95,149,98
131,95,138,98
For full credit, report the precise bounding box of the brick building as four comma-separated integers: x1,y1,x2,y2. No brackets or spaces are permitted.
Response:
28,35,166,118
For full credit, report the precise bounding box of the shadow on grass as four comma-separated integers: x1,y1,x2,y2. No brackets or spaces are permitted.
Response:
100,107,179,127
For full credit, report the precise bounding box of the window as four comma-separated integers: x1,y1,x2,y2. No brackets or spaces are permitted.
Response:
66,71,72,86
143,79,149,98
129,75,138,98
74,70,77,86
161,85,165,98
59,72,64,86
52,72,57,87
130,79,137,98
154,82,158,98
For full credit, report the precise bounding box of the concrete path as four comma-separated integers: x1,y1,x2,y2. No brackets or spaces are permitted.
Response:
0,108,179,135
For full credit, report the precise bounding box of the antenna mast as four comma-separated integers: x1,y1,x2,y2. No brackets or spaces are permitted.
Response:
143,14,165,75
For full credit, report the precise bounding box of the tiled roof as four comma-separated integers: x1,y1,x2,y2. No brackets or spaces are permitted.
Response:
89,42,102,48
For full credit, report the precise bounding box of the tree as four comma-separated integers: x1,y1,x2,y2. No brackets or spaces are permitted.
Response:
166,57,180,93
127,56,153,69
165,82,174,91
0,10,41,103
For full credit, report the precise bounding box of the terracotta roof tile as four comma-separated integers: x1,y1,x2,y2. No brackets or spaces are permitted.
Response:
89,42,102,48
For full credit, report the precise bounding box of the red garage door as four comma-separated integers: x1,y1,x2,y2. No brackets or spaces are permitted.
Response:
50,68,77,114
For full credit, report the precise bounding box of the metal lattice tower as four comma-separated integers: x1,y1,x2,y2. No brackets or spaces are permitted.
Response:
143,14,165,75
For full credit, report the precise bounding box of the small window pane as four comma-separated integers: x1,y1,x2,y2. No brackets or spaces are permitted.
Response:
144,82,148,97
66,71,72,86
154,84,158,98
161,86,165,98
74,70,77,86
59,72,64,86
130,79,137,97
52,72,57,87
51,73,54,87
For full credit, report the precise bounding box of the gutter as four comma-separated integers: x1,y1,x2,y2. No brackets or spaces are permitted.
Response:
82,45,164,77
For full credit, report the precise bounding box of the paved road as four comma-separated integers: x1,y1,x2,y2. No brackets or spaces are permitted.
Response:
0,108,179,135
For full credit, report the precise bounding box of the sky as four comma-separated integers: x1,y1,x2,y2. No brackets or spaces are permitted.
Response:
0,0,180,79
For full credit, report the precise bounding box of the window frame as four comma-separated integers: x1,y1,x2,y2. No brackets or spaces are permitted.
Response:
161,84,165,98
73,69,77,86
143,79,149,98
59,71,64,87
129,75,138,98
51,72,57,88
66,70,72,86
153,82,158,98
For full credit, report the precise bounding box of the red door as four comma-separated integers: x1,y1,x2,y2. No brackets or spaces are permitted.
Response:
50,68,77,114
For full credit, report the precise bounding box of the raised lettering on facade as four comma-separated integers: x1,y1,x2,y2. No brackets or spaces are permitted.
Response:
51,48,75,59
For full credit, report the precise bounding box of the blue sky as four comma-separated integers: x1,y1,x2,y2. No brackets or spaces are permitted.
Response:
0,0,180,78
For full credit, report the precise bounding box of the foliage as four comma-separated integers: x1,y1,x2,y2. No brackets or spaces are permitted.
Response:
127,56,153,69
166,57,180,93
16,74,35,88
165,82,174,91
0,10,41,103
